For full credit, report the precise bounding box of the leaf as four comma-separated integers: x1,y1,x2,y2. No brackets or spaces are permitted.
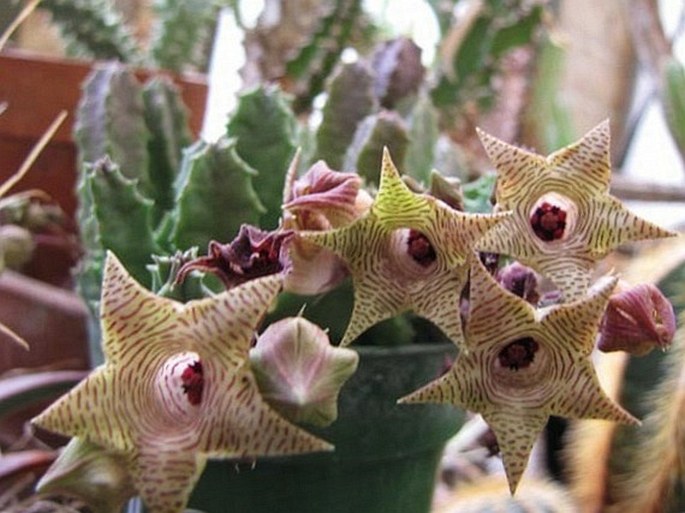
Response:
171,137,265,250
226,86,297,229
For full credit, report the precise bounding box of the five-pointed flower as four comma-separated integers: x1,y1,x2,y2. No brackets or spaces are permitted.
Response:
32,252,332,513
400,254,639,494
302,148,508,346
475,120,676,301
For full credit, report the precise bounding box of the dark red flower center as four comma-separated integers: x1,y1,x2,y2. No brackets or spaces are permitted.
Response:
498,337,539,371
407,230,437,267
181,360,204,406
530,202,567,241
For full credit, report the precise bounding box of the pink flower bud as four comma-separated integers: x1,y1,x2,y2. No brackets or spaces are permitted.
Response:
250,317,359,427
598,282,676,356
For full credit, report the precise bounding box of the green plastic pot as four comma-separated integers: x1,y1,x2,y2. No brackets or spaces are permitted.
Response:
188,343,463,513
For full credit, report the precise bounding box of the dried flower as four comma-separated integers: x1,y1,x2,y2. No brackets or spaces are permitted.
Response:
33,252,331,512
303,149,508,346
475,121,676,300
250,317,359,427
401,255,638,494
598,282,676,356
176,224,292,290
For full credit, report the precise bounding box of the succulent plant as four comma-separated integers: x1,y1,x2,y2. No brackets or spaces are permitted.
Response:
20,2,685,513
37,0,224,73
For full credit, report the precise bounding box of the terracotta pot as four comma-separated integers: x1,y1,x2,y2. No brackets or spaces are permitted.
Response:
0,48,208,221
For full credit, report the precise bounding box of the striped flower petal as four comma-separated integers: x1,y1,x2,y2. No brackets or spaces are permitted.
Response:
303,149,508,347
475,121,677,300
33,252,331,513
400,254,638,494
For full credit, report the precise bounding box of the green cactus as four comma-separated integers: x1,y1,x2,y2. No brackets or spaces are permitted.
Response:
315,61,378,171
38,0,226,71
226,86,298,229
142,76,193,221
431,0,544,111
343,111,410,184
285,0,364,112
405,93,439,184
149,0,222,73
663,57,685,162
38,0,141,63
74,62,151,194
83,157,161,288
170,137,265,249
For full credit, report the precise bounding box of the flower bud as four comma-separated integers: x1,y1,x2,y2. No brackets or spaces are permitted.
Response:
598,282,676,356
0,224,35,271
496,261,540,305
250,317,359,427
282,161,371,295
36,438,134,513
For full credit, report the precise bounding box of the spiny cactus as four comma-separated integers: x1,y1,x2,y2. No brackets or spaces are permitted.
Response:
284,0,364,112
148,0,222,73
38,0,223,72
432,0,544,113
38,0,141,63
315,61,378,170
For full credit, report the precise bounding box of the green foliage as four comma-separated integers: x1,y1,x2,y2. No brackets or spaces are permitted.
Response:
38,0,222,71
142,76,193,220
285,0,364,112
149,0,221,73
344,111,410,185
170,137,265,249
74,63,151,192
463,174,496,213
38,0,140,63
315,62,377,170
663,57,685,159
226,86,297,229
85,158,161,287
405,93,439,184
431,1,543,110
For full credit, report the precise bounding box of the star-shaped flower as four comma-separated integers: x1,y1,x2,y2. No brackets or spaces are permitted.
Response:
302,149,508,346
475,120,677,300
33,252,331,513
400,254,638,494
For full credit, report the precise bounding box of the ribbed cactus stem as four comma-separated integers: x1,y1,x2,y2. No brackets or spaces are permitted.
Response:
39,0,141,63
285,0,363,112
74,62,152,197
148,0,219,72
83,157,161,288
142,76,192,221
170,137,265,250
607,314,685,513
315,61,377,171
226,86,297,230
343,111,410,185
